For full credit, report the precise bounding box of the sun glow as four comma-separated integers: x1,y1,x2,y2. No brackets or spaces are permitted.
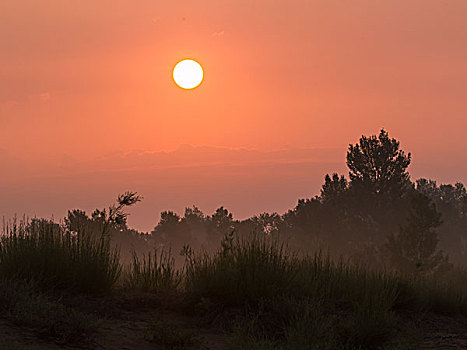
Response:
173,59,204,89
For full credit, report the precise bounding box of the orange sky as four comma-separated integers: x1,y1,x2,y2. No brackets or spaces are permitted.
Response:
1,0,467,231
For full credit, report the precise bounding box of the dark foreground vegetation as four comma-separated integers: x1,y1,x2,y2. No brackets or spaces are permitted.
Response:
1,130,466,349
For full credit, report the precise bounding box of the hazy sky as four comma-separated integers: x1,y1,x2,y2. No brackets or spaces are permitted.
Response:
1,1,466,230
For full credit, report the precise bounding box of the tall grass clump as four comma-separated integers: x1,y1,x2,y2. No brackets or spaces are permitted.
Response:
125,248,182,292
184,232,299,305
184,232,467,312
0,218,121,293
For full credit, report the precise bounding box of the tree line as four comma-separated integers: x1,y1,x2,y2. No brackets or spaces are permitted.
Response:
64,130,467,276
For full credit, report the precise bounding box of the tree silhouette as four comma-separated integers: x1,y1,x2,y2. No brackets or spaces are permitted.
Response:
151,211,190,251
65,192,145,265
384,192,450,276
182,206,207,248
246,212,284,236
416,178,467,265
92,191,142,233
320,173,348,204
208,207,234,244
347,129,412,203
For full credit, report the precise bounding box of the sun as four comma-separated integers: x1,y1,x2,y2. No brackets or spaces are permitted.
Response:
173,59,204,89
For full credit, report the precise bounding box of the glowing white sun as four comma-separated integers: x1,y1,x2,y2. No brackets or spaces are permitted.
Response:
173,59,204,89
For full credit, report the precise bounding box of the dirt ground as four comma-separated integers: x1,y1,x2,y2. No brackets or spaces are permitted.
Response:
420,313,467,349
0,291,231,350
1,292,467,350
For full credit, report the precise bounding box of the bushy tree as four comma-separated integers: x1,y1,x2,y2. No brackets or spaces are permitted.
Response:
207,207,235,247
384,192,451,276
285,170,379,254
181,206,208,248
347,129,412,203
283,197,322,249
244,212,284,236
417,179,467,215
152,211,186,247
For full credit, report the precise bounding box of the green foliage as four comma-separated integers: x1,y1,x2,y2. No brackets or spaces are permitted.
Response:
0,218,121,293
125,248,182,292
